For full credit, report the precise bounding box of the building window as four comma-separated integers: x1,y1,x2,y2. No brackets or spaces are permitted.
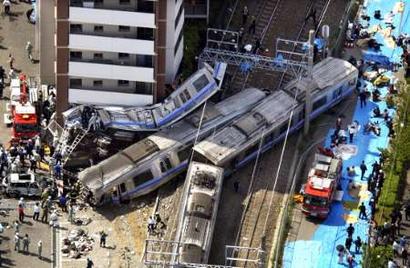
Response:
118,80,129,87
137,27,153,40
94,0,103,4
118,53,130,59
137,0,154,13
94,25,104,32
174,30,183,55
119,0,130,4
175,4,183,29
70,79,82,88
93,80,103,87
93,53,103,60
70,24,82,33
119,25,130,32
70,51,82,60
135,82,152,95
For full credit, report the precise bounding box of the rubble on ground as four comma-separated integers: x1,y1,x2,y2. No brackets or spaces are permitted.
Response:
62,228,94,258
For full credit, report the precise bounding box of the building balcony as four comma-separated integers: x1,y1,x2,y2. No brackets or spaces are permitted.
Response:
70,0,154,13
69,34,155,55
69,61,155,83
69,57,153,68
69,7,155,28
69,88,153,106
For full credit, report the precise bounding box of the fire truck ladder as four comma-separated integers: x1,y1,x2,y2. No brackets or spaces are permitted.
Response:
61,127,89,166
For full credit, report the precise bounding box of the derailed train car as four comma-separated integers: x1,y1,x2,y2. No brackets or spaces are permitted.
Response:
171,57,358,266
78,88,267,205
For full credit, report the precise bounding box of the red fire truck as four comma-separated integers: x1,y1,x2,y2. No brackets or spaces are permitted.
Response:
9,74,39,143
301,152,343,219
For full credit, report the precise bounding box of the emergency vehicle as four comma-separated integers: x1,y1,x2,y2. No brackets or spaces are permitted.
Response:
301,152,343,219
7,74,39,143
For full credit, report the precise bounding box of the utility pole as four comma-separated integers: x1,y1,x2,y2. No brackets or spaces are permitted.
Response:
303,29,315,135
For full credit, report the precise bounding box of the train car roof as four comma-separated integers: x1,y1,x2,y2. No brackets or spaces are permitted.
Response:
193,90,298,166
147,87,267,150
283,57,358,101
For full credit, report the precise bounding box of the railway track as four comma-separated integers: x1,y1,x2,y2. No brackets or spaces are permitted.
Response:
277,0,332,88
227,0,282,95
231,0,333,266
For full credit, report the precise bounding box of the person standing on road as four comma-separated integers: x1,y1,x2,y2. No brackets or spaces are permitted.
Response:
3,0,10,15
354,236,362,253
41,205,49,223
18,204,25,222
14,233,20,252
22,234,30,254
33,202,40,221
345,236,353,252
100,231,107,248
359,202,367,219
248,17,256,35
360,161,367,180
25,42,33,62
86,257,94,268
347,223,355,238
14,220,20,233
359,89,367,108
8,54,14,70
37,240,42,259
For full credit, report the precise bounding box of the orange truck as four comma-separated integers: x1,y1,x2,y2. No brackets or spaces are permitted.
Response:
301,153,343,219
8,74,39,143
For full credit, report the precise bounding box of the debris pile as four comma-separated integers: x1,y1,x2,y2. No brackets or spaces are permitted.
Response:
61,228,94,258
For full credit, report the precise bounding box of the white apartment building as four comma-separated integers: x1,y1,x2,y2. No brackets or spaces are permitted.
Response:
38,0,185,117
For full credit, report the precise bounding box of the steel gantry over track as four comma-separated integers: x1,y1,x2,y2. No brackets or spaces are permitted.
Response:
143,239,244,268
199,28,314,79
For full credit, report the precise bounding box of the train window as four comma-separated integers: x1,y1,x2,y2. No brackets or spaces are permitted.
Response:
132,170,154,188
119,183,126,193
177,147,191,161
332,86,343,100
160,157,173,172
192,74,209,91
312,96,327,111
183,90,191,101
180,93,187,103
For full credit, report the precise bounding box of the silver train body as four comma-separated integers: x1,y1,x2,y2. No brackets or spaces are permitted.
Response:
174,162,224,264
170,57,358,266
78,88,267,205
96,62,227,131
193,57,358,171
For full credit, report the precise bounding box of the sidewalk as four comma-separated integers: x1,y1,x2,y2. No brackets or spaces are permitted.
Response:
283,0,410,267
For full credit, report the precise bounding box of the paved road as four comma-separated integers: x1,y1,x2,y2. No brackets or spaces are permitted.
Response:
0,0,39,147
0,199,52,268
0,2,51,268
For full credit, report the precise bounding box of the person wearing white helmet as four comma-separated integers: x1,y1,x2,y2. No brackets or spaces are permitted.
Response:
18,197,25,208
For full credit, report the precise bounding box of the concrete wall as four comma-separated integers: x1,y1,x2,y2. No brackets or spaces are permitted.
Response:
38,0,56,84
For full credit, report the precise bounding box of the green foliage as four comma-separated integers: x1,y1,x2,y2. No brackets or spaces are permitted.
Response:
181,21,206,79
378,174,399,207
363,245,393,268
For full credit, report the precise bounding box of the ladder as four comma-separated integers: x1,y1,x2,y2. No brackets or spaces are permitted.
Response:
61,127,89,166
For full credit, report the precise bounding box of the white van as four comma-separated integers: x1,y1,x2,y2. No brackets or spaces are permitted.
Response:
2,173,42,197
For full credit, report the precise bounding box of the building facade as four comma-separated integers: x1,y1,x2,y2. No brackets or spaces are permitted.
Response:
38,0,184,118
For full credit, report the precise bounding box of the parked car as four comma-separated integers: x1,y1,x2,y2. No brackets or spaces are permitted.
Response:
2,173,42,198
